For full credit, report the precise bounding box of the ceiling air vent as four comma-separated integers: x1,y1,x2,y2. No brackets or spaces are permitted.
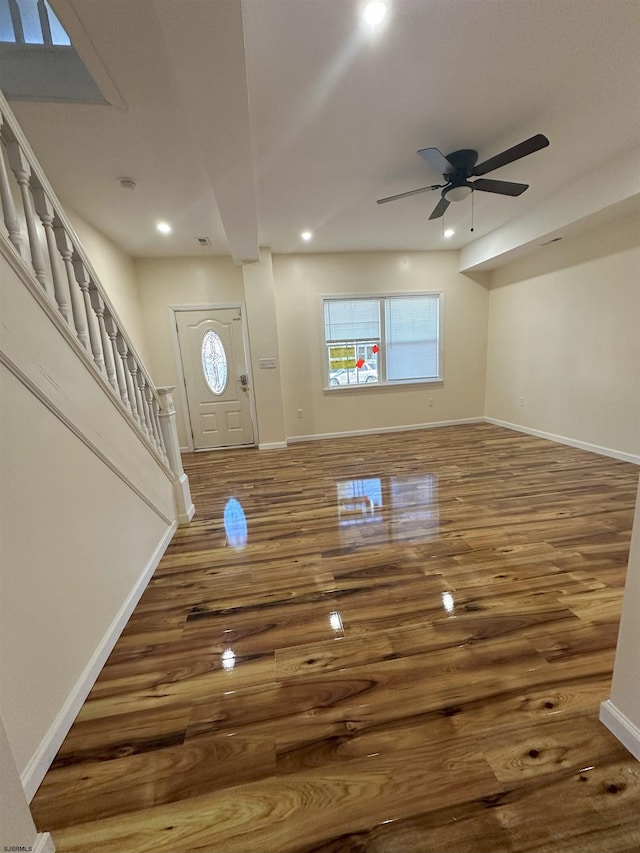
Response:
197,237,211,246
541,236,564,246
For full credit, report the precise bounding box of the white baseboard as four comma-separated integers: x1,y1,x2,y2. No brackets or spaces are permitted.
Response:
484,418,640,466
22,522,177,802
287,417,484,444
258,441,288,450
600,699,640,762
34,833,56,853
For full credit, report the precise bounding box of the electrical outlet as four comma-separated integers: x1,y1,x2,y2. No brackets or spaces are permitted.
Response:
427,397,434,407
297,408,304,419
519,396,525,407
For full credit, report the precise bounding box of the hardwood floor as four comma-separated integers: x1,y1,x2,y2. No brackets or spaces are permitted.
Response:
31,423,640,852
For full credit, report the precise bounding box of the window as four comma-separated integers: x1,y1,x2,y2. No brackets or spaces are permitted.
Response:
0,0,71,45
323,294,441,388
0,0,106,105
202,330,227,395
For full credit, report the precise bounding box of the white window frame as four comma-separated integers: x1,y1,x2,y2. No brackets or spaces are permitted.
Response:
321,292,443,390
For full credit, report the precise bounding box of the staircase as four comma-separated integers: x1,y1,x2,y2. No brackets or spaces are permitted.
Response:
0,88,193,830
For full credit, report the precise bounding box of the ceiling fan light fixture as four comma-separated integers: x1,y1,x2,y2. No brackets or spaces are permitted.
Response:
444,184,472,203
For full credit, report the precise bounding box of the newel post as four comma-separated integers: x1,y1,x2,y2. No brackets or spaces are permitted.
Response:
156,386,195,525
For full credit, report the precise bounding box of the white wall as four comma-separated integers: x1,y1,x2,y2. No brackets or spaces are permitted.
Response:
135,256,245,446
0,250,176,796
273,251,489,440
67,209,151,366
485,213,640,461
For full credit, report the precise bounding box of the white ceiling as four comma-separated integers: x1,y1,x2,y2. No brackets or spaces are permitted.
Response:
8,0,640,264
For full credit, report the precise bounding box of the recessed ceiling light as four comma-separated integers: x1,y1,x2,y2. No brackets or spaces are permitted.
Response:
363,1,387,27
443,229,455,239
156,221,172,235
301,231,312,241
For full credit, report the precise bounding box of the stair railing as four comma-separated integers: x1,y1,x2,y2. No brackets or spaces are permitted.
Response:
0,90,177,479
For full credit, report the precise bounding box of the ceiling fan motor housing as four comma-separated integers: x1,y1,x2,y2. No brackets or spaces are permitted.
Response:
442,149,478,202
443,149,478,177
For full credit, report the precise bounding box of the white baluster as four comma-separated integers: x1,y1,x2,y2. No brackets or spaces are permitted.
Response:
5,140,52,296
137,374,157,449
104,313,130,410
117,337,140,423
71,257,106,375
32,187,72,325
145,386,165,458
151,396,168,463
0,115,23,254
53,225,91,352
127,355,150,438
89,286,118,392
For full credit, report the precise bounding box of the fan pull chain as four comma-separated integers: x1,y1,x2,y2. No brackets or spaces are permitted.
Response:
471,189,475,232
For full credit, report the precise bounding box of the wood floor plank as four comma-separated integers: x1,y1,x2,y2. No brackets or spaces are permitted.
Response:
49,704,191,765
493,742,640,852
47,740,503,853
29,424,640,852
76,652,276,721
294,804,516,853
32,734,275,830
480,712,621,784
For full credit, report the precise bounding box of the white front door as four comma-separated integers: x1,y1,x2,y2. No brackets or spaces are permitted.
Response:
176,308,255,449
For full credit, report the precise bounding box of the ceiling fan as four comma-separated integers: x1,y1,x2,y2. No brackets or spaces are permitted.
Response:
377,133,549,220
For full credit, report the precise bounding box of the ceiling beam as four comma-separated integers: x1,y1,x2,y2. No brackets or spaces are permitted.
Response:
156,0,259,263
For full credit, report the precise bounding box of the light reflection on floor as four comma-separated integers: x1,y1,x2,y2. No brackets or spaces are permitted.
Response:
224,497,248,547
336,474,439,545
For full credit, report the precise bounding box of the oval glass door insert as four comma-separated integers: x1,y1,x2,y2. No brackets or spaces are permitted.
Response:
202,330,228,395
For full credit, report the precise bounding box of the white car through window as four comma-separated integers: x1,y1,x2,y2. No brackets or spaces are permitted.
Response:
329,363,378,386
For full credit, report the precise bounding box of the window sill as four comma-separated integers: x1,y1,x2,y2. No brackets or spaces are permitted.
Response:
324,378,443,391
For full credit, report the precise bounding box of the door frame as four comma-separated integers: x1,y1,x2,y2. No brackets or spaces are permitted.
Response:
169,303,257,452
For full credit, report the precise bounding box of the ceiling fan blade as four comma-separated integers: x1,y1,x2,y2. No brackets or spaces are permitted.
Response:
473,134,549,177
377,183,443,204
417,147,454,174
473,178,529,196
428,196,450,220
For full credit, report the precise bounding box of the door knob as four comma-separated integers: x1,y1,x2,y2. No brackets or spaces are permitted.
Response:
240,374,248,387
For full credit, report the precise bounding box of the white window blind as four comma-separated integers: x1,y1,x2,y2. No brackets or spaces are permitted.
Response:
324,299,380,342
386,295,439,381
